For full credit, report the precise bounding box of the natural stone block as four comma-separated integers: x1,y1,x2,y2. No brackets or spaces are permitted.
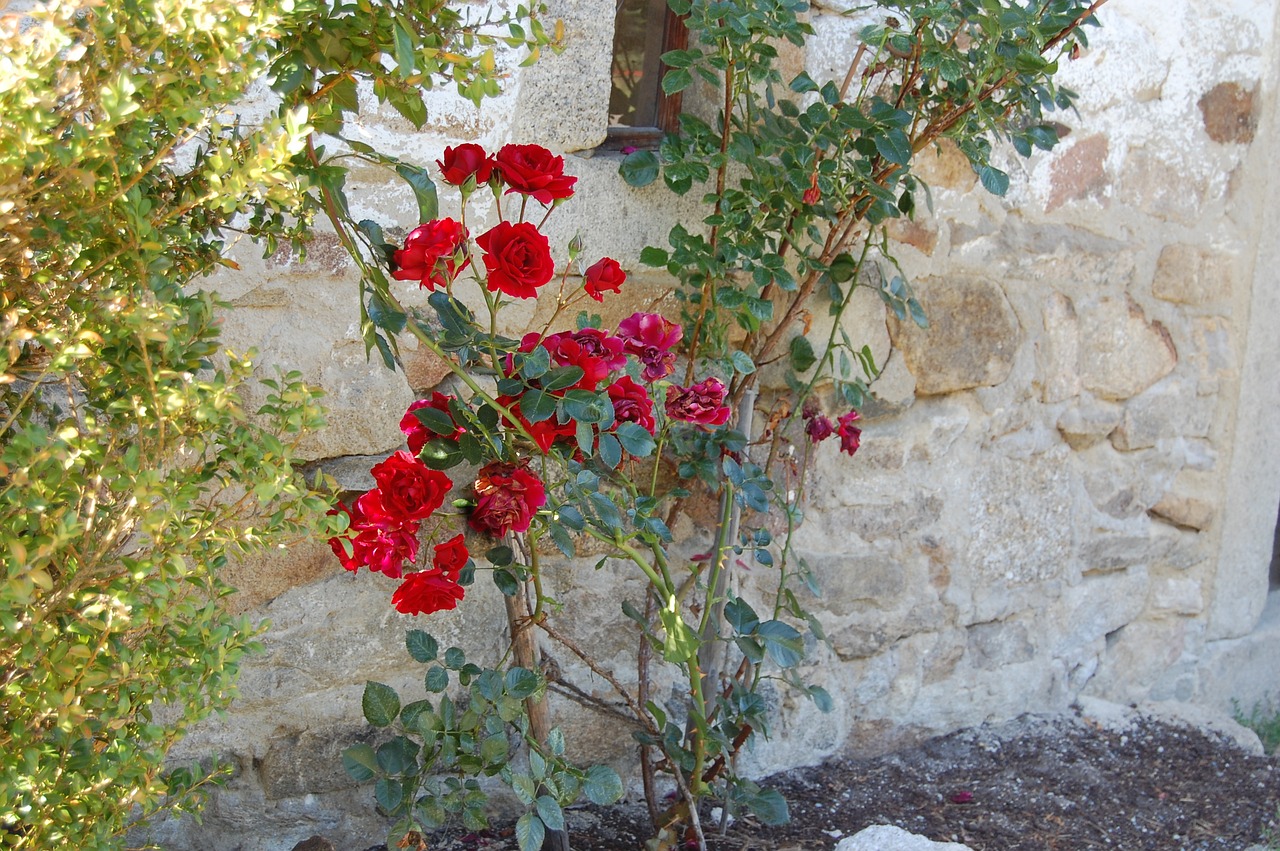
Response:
1055,399,1122,451
1078,296,1177,401
1149,493,1215,531
1040,291,1081,403
887,276,1021,396
966,619,1036,671
222,540,341,615
886,217,939,255
1150,577,1204,615
1198,81,1258,145
1152,244,1235,307
261,725,374,799
913,138,978,192
1045,133,1109,212
1110,380,1211,451
836,824,974,851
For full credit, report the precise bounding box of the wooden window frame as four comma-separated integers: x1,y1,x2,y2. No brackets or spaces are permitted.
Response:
602,6,687,151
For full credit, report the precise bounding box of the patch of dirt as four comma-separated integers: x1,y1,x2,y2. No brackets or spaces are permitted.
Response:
362,710,1280,850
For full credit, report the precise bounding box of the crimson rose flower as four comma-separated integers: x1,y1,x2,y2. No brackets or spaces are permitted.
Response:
617,312,683,382
607,375,656,434
494,143,577,205
401,393,465,455
436,143,494,186
392,218,468,290
805,414,834,443
584,257,625,301
469,461,547,537
665,377,731,427
523,328,626,391
327,491,420,579
391,569,465,615
370,450,452,523
432,533,469,579
836,410,862,456
476,220,555,299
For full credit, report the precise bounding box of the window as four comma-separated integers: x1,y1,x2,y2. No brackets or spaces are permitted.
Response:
606,0,686,147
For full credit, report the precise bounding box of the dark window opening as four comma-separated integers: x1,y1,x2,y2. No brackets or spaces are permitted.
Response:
605,0,686,149
1270,502,1280,590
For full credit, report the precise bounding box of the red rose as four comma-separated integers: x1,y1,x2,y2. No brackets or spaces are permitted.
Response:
523,328,626,391
401,393,464,455
328,491,420,579
476,220,555,299
370,450,452,523
436,143,494,186
391,569,465,615
392,218,469,290
805,414,834,443
836,410,862,456
584,257,625,302
617,312,683,382
494,143,577,204
469,461,547,537
432,533,469,579
607,375,656,434
496,393,575,453
665,377,731,427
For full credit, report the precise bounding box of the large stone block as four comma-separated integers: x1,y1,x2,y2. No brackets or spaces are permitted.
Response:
1198,81,1259,145
1078,296,1177,401
1045,133,1109,213
887,276,1021,396
1110,378,1211,451
1040,291,1082,403
1152,244,1236,308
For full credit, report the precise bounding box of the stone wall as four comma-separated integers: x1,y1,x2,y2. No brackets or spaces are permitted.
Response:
150,2,1280,848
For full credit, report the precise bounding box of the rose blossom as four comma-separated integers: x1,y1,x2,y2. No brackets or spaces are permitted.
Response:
805,414,834,443
476,220,555,299
392,218,468,290
370,450,452,523
327,491,420,579
391,569,465,615
401,393,464,455
617,312,683,382
584,257,625,302
836,409,862,456
436,143,494,186
607,375,656,434
469,461,547,537
493,143,577,205
432,533,469,580
522,328,626,391
496,394,576,453
665,377,731,427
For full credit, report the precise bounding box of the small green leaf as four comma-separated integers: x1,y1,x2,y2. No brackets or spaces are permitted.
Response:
977,164,1010,196
376,777,405,813
406,630,439,663
342,743,378,781
516,812,546,851
639,246,669,267
789,336,817,373
583,765,624,804
520,345,551,379
659,596,697,663
662,67,692,94
615,422,655,457
619,150,660,187
748,787,790,825
730,349,756,375
597,432,622,469
725,596,760,634
757,620,805,668
536,795,565,831
425,666,449,692
392,21,415,78
874,128,911,166
362,681,400,728
505,666,541,699
396,164,439,221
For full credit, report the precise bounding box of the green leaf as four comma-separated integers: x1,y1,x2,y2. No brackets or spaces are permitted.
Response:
542,366,585,393
977,164,1010,196
342,743,378,782
808,685,834,713
486,545,515,566
662,67,692,95
639,246,669,267
729,349,756,375
396,164,439,221
583,765,624,805
505,666,541,699
368,290,406,334
520,345,551,379
362,681,400,727
376,777,405,813
724,596,760,634
659,596,697,662
614,422,655,457
425,666,449,692
377,737,420,775
789,71,818,93
757,620,805,668
481,733,509,766
597,432,622,469
619,150,660,187
412,406,457,437
789,336,817,373
516,812,545,851
521,388,557,423
748,787,790,825
445,647,466,669
406,630,439,663
874,128,912,166
392,20,416,78
536,795,565,831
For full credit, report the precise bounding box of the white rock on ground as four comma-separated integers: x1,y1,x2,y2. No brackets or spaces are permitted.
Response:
834,824,975,851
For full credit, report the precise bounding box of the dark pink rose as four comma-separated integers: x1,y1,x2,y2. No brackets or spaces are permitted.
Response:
665,377,731,427
391,569,465,615
392,218,469,290
584,257,625,302
401,393,465,455
436,143,494,186
370,450,452,523
476,220,555,299
494,143,577,205
617,312,683,382
836,410,862,456
523,328,626,391
805,414,834,443
432,533,469,580
607,375,656,434
469,462,547,537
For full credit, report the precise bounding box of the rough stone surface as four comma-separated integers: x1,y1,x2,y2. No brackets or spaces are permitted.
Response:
1040,291,1082,403
1152,243,1236,307
887,277,1021,396
836,825,974,851
1056,399,1122,450
1077,296,1178,401
1046,133,1109,212
1198,81,1259,144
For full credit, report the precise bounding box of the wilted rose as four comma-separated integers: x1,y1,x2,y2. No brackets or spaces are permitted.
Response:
607,375,656,434
469,462,547,537
665,377,731,427
836,409,862,456
617,312,683,382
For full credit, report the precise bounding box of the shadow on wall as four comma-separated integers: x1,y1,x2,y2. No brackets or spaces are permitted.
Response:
1271,503,1280,590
